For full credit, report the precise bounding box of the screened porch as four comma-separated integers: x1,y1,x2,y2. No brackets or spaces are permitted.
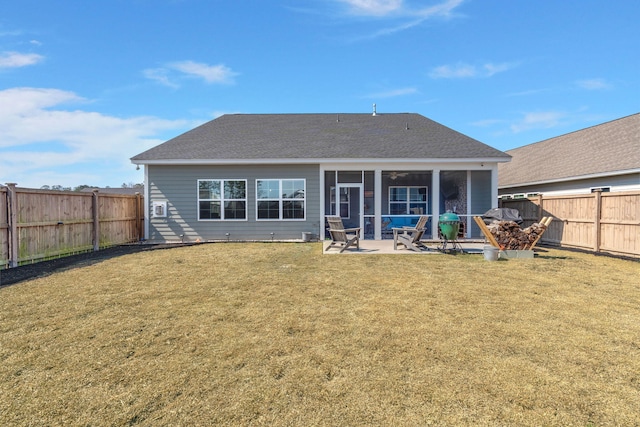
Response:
322,169,494,240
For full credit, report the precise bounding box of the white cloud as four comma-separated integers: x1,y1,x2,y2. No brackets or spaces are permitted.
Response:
0,51,44,68
483,62,518,76
429,63,476,78
338,0,462,17
144,61,238,87
168,60,238,84
510,111,566,133
506,88,549,97
340,0,403,16
143,68,180,89
575,78,612,90
415,0,464,18
337,0,464,40
0,30,23,37
429,61,518,79
0,87,83,118
0,87,191,188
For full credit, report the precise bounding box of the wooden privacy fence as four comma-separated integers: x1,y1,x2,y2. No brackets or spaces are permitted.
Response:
1,184,144,269
500,190,640,258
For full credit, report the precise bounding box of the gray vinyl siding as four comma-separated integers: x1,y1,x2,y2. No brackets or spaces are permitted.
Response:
147,164,321,242
470,170,492,238
498,172,640,196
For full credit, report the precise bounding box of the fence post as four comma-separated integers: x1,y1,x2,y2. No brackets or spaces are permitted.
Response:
6,183,18,268
593,189,602,253
135,192,142,241
537,194,544,222
92,190,100,251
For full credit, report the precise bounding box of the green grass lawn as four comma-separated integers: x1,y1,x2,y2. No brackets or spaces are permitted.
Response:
1,243,639,426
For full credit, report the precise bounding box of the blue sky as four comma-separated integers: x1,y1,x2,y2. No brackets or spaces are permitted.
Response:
1,0,639,189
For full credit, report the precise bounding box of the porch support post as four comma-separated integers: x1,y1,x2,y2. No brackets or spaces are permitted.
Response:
431,169,440,240
374,169,382,240
466,170,472,238
319,169,325,239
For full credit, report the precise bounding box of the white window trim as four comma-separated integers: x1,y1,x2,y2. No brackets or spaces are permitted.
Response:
256,178,307,221
197,179,248,221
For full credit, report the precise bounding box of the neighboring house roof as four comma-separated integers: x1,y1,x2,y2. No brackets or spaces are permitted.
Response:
80,187,142,195
499,113,640,188
131,113,510,163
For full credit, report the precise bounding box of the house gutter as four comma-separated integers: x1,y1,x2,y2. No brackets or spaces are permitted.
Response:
131,157,512,166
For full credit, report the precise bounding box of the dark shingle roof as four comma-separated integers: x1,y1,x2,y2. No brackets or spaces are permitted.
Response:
498,113,640,187
131,113,509,162
80,187,142,195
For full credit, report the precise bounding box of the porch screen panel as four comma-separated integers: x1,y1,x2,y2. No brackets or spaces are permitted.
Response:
324,171,336,215
364,171,375,215
470,170,492,237
440,171,467,214
337,171,362,183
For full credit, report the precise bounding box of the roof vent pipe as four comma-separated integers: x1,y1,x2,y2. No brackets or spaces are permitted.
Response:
372,103,377,116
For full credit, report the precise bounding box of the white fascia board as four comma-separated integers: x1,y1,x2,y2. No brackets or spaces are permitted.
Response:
320,160,499,171
498,168,640,189
132,157,511,166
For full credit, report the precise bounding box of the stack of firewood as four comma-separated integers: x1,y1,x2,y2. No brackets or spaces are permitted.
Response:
486,221,548,250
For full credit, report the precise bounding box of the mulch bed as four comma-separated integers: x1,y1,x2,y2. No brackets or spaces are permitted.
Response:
0,244,184,287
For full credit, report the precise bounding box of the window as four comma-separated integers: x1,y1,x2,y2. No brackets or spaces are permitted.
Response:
198,179,247,220
389,186,427,215
257,179,305,220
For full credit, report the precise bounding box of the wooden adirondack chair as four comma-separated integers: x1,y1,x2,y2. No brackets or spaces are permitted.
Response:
393,215,430,252
325,216,360,253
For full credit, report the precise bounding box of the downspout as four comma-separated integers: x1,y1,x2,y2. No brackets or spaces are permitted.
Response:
143,165,150,240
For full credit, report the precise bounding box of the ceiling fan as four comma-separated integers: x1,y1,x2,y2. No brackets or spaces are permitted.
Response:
388,171,409,180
